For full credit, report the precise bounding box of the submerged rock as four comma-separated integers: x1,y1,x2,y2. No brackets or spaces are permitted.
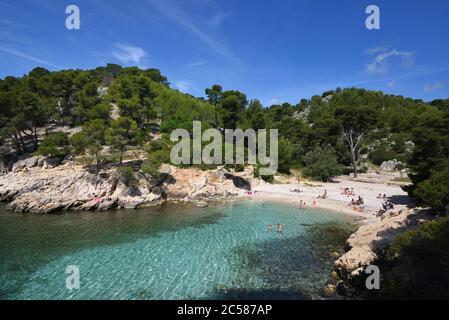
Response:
322,284,336,297
330,271,340,280
195,201,208,208
330,251,340,259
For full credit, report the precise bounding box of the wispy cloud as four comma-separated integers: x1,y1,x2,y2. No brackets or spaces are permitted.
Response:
175,80,192,92
0,19,31,28
186,60,208,68
424,82,444,93
112,43,147,65
387,80,396,88
365,46,415,74
209,12,231,27
364,45,389,56
147,0,237,61
0,46,64,69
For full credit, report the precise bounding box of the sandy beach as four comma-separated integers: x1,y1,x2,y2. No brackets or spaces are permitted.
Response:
247,179,414,221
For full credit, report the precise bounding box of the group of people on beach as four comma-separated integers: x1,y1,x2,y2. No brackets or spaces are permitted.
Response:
338,186,367,213
342,187,365,213
245,191,257,196
341,187,356,196
350,196,364,206
376,199,395,218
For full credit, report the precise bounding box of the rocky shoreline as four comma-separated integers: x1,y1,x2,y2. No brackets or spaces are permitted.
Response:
332,206,433,297
0,157,261,214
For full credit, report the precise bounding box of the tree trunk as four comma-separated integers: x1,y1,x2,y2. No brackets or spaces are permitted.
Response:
33,127,38,151
342,128,362,180
214,105,217,126
17,131,26,153
11,133,22,154
350,148,357,179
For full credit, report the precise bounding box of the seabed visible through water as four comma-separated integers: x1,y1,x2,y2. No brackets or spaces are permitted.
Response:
0,201,357,300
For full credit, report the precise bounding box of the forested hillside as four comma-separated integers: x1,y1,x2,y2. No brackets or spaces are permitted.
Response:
0,65,448,213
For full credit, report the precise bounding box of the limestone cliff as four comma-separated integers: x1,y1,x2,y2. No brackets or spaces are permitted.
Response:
0,158,260,213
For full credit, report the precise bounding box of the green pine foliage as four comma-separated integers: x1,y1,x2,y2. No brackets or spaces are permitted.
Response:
1,66,448,211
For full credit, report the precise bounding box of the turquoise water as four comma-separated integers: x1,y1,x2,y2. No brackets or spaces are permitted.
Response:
0,201,356,300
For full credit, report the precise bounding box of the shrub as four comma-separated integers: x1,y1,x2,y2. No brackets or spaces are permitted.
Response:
413,167,449,213
374,217,449,299
368,143,399,166
88,103,112,121
277,138,293,174
141,149,170,176
69,132,89,155
303,147,343,181
254,164,274,183
146,138,171,153
117,166,138,187
37,132,70,158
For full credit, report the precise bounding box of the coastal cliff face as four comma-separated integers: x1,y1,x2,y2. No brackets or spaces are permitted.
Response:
0,158,259,214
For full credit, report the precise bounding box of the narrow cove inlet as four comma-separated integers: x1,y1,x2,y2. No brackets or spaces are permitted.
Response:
0,201,357,300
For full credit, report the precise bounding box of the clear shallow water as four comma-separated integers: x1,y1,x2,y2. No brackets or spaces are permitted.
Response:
0,201,357,300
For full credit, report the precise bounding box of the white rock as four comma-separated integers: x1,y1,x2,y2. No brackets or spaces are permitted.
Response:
380,159,403,171
0,162,251,213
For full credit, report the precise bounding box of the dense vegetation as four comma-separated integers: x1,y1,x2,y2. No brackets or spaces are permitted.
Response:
0,65,448,213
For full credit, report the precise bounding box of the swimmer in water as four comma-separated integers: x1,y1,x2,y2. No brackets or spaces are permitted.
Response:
277,223,283,233
268,224,273,232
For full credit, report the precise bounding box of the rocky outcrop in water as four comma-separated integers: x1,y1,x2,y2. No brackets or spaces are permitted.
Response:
0,160,259,214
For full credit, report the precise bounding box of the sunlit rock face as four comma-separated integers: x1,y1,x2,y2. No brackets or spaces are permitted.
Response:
0,159,263,213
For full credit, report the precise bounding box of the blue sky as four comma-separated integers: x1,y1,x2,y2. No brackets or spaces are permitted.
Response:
1,0,449,104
